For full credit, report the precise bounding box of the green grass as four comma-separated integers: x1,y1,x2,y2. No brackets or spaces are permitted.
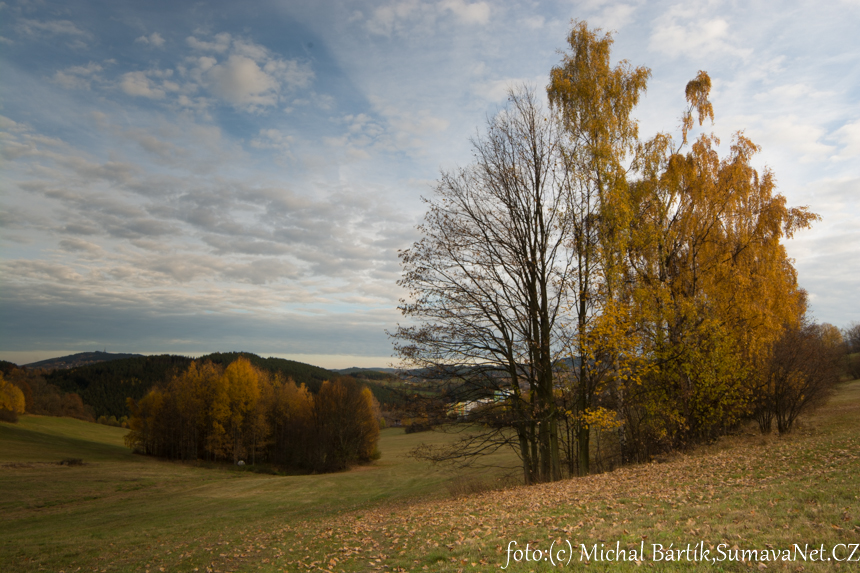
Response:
0,417,512,572
2,382,859,572
259,381,860,573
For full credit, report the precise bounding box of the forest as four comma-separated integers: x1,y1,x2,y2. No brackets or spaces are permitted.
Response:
0,351,406,423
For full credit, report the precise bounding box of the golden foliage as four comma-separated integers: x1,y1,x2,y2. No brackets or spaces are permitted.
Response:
124,358,379,471
0,372,26,414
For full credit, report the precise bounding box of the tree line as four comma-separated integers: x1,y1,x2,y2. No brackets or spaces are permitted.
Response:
392,21,849,485
39,352,404,419
0,362,94,423
124,357,381,472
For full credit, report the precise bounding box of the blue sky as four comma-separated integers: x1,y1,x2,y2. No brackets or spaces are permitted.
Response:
1,0,858,368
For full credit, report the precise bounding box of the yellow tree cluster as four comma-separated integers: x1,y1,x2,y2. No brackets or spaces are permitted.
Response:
125,358,380,472
608,73,818,454
540,23,826,468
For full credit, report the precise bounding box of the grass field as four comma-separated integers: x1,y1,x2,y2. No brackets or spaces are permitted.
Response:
2,381,859,572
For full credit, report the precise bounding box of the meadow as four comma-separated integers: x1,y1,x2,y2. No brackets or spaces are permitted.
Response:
2,381,859,572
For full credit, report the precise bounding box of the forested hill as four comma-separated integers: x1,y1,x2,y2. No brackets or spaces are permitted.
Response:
45,354,195,419
43,352,403,419
25,351,145,371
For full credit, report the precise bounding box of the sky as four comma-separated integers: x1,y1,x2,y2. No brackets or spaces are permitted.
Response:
1,0,858,369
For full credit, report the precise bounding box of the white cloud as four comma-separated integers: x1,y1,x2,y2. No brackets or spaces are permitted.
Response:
833,120,860,161
249,128,295,161
439,0,490,24
472,75,547,103
366,0,490,36
366,0,421,36
183,34,313,111
17,18,90,38
649,4,749,59
752,115,835,163
205,55,280,108
135,32,165,47
589,3,637,31
186,32,232,53
52,62,103,90
120,71,166,99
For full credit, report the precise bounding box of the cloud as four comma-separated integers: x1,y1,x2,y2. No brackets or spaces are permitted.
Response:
366,0,490,36
833,120,860,161
184,33,314,111
186,32,232,53
135,32,165,47
205,55,280,107
17,18,90,38
649,4,750,59
747,115,835,164
52,62,103,90
439,0,490,24
589,3,638,31
120,71,166,99
249,128,295,159
472,75,547,103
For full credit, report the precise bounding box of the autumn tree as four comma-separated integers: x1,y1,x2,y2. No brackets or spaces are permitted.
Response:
0,372,26,422
267,375,314,467
218,357,262,463
547,21,650,475
124,358,380,472
622,71,816,453
310,377,380,472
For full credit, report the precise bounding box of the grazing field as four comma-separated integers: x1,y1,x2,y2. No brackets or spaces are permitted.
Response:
2,381,859,572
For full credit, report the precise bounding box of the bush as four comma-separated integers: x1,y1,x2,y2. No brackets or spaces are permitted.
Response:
754,322,841,434
404,422,432,434
0,408,19,423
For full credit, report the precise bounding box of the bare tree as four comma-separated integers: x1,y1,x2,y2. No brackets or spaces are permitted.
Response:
844,322,860,380
755,321,841,434
392,87,574,484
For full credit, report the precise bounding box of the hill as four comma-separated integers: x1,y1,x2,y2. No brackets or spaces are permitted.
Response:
23,351,145,371
336,367,399,376
43,351,413,418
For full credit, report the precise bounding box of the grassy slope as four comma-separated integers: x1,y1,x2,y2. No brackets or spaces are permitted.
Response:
0,419,509,572
2,382,859,572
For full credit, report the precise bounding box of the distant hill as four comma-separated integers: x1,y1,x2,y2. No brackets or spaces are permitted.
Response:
335,367,398,380
336,367,399,375
0,360,19,375
41,352,415,418
25,351,145,371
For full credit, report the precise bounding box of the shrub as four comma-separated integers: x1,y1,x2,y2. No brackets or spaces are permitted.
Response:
754,322,841,434
0,408,19,423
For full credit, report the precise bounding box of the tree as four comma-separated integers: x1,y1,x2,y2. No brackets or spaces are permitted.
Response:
754,321,841,434
0,372,26,420
392,86,574,484
845,322,860,354
547,21,650,475
311,377,380,472
624,71,816,451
